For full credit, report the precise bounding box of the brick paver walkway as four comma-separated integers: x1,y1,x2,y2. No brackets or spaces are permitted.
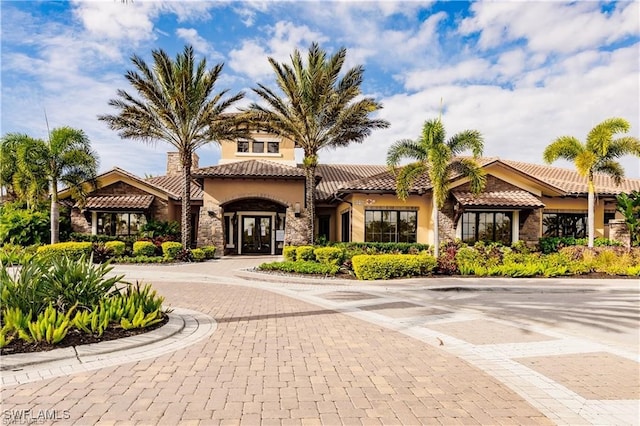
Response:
2,280,551,425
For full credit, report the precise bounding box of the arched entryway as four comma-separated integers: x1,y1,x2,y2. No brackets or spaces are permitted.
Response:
222,198,287,255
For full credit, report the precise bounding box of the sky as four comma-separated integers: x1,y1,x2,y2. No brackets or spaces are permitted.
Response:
1,0,639,179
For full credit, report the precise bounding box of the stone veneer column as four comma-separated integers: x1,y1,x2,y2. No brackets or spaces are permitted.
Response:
196,203,224,255
609,219,631,248
284,207,309,246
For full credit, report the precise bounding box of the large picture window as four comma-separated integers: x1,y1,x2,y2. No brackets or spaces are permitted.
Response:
462,211,512,245
365,210,417,243
542,212,587,238
97,212,147,236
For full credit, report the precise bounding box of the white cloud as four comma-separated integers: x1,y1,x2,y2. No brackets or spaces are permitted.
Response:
71,0,157,43
175,27,223,60
229,20,327,80
460,2,640,55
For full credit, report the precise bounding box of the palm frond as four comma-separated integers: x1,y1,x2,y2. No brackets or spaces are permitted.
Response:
543,136,583,163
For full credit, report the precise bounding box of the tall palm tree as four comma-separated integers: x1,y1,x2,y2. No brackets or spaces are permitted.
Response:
544,117,640,247
99,45,246,248
1,133,48,204
15,127,99,244
387,118,485,257
248,42,389,244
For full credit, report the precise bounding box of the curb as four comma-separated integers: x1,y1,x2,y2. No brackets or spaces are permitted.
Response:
1,312,185,371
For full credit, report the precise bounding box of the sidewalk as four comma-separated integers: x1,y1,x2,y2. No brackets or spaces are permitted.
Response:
1,257,638,425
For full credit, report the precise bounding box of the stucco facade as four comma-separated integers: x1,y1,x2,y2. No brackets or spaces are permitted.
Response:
60,132,639,253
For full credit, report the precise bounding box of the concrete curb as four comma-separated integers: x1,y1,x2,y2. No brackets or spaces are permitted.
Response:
1,311,185,371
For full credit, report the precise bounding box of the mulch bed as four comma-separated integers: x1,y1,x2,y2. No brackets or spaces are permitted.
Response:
0,315,169,356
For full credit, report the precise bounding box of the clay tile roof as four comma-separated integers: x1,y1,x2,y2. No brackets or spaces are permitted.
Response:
453,190,545,208
145,175,203,200
500,159,640,195
83,195,154,210
193,160,306,179
337,169,432,195
315,164,388,201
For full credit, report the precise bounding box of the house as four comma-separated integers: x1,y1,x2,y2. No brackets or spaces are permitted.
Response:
59,153,203,243
61,131,640,253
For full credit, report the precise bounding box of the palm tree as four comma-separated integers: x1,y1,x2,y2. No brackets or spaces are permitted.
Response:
1,133,47,204
99,45,246,248
248,42,389,244
387,118,485,257
544,117,640,247
15,127,99,244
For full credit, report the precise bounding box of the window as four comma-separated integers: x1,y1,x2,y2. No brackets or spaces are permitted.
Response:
252,141,264,153
542,213,587,238
267,141,279,153
365,210,417,243
341,211,350,242
462,211,512,245
237,141,249,152
97,212,146,236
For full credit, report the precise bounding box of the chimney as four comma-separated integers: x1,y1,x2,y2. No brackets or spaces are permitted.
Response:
166,152,200,177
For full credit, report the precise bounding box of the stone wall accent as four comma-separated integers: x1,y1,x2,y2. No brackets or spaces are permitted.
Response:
196,207,223,253
70,208,91,234
439,197,457,244
609,219,631,248
284,208,309,246
519,209,541,245
167,152,199,177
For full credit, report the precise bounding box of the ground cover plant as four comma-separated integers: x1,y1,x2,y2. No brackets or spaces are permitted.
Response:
0,254,169,354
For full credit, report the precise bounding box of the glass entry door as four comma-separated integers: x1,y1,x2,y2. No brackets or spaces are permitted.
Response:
241,216,272,254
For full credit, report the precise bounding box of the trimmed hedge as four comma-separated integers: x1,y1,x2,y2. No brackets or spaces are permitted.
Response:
133,241,156,257
352,253,437,280
36,242,92,260
201,246,216,259
191,248,206,261
314,247,345,266
259,260,339,275
105,241,126,256
161,241,183,259
333,242,430,255
538,236,623,254
283,246,297,261
296,246,315,261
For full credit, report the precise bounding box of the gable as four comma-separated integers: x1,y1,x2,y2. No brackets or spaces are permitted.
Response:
58,168,174,201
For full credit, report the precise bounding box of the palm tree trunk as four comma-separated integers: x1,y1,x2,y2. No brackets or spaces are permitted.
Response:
588,180,595,248
303,161,316,245
181,152,192,249
433,196,439,258
50,179,59,244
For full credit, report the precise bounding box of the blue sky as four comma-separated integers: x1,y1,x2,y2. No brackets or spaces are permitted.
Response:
2,1,639,178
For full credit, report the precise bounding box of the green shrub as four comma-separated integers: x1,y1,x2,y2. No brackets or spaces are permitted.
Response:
0,203,50,246
161,241,183,259
296,245,315,261
105,241,126,256
283,246,297,261
36,242,92,260
133,241,157,257
334,242,430,255
539,236,622,253
0,244,36,265
259,260,339,275
140,220,180,240
201,246,216,259
352,253,436,280
314,247,345,266
191,248,205,261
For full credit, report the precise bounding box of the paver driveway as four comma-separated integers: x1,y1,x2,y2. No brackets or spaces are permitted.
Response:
2,257,638,425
